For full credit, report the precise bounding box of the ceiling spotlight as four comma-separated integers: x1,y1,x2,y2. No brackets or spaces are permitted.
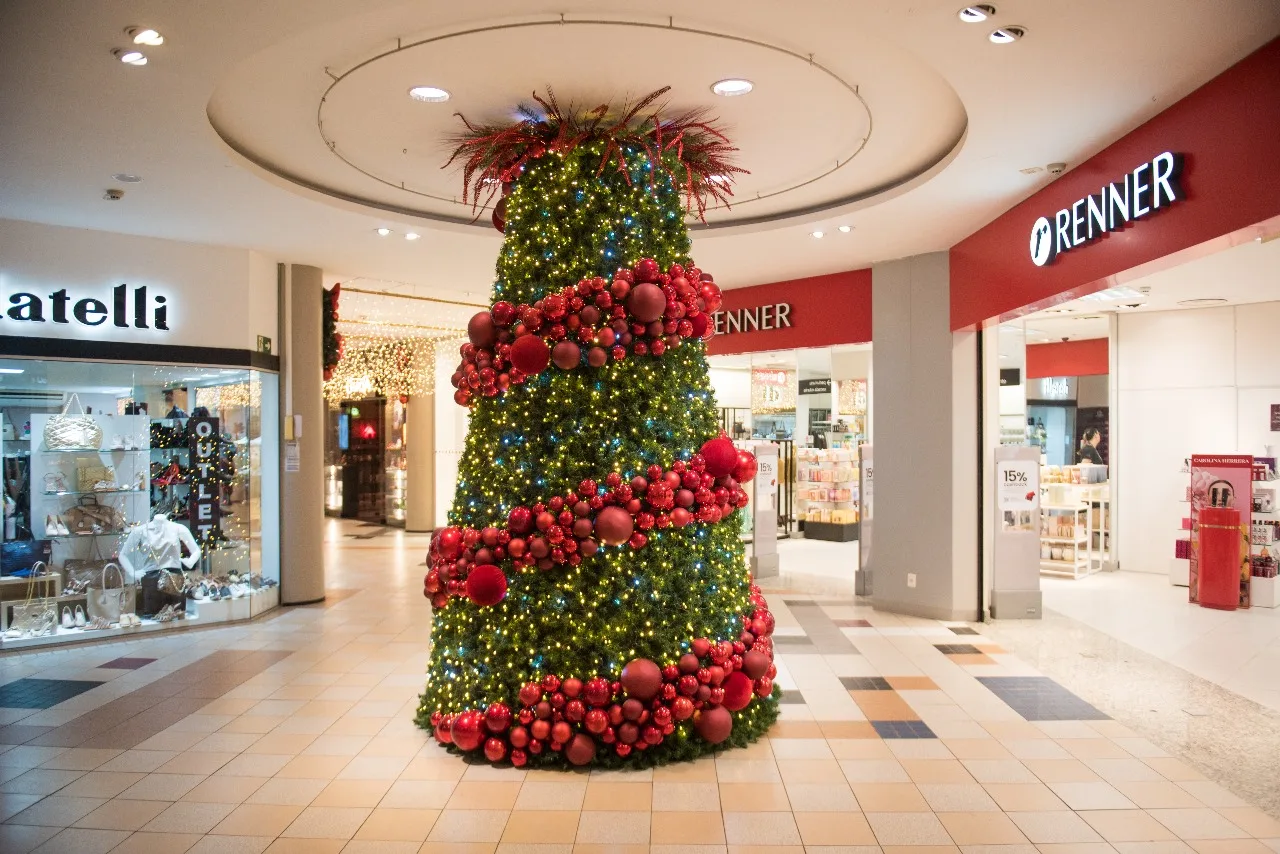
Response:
1177,298,1228,307
811,230,825,239
127,27,164,46
711,78,753,97
838,225,852,233
111,173,142,183
404,232,420,241
114,49,148,66
989,26,1026,44
958,5,996,22
375,227,391,237
408,86,450,103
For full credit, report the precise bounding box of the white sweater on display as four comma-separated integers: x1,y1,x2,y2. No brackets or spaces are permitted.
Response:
118,514,201,581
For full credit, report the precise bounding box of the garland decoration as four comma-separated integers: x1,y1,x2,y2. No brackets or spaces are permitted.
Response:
451,257,722,406
445,87,746,224
322,282,343,381
424,436,758,610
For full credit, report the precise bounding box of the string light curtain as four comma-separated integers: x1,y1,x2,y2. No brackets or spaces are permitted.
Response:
323,333,438,402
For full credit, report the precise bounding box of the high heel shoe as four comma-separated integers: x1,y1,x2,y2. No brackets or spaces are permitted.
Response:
46,515,59,537
61,606,74,630
55,516,70,536
74,606,87,628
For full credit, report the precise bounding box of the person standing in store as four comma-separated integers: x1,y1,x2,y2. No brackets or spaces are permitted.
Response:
1078,427,1104,464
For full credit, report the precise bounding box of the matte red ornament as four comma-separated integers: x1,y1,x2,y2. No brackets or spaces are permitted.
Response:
721,671,753,711
551,340,581,370
617,722,639,744
627,282,667,323
509,725,530,748
510,334,551,374
678,653,700,674
620,658,663,702
695,705,733,744
492,197,507,233
587,346,608,367
700,436,738,478
450,711,485,752
742,650,771,680
594,506,635,546
465,564,507,607
565,733,597,766
732,449,758,483
468,312,498,349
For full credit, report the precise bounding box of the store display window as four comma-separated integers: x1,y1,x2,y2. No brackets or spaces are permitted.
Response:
0,357,279,647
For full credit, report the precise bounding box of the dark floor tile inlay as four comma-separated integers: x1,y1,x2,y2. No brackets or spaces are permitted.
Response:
779,690,806,705
934,643,983,655
0,678,103,710
840,676,892,691
949,626,980,635
872,720,937,739
99,657,156,670
773,635,815,647
977,676,1110,721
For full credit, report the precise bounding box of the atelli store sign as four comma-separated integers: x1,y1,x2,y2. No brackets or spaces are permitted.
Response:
1029,151,1185,267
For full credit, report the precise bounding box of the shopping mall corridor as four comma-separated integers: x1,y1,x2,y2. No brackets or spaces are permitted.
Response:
0,519,1277,853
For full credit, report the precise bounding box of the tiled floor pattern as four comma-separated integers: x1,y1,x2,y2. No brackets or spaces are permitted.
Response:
0,519,1273,853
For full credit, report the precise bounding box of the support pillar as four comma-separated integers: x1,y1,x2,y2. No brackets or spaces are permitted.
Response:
868,252,981,621
280,264,326,605
405,394,436,533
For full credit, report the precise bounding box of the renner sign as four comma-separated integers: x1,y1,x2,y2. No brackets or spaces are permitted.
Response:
712,303,792,336
1029,151,1184,267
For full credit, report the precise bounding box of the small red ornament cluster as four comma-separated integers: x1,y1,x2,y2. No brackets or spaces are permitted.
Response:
429,585,777,766
451,258,724,407
424,437,757,609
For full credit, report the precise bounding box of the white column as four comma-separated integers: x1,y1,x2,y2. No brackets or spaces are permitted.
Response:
405,394,436,532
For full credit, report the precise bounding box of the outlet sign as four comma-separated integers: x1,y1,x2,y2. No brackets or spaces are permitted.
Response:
2,284,170,331
713,303,792,336
1029,151,1184,267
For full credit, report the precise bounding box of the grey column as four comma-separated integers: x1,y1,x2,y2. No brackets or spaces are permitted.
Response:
404,394,436,533
280,264,326,604
868,252,981,621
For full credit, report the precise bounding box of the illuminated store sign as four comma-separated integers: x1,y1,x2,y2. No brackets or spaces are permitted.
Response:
1029,151,1184,267
713,303,792,335
2,284,170,330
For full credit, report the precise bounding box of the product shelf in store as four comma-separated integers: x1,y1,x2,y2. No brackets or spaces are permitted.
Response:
41,448,148,454
43,488,147,497
1041,535,1087,544
1041,503,1089,511
1252,575,1279,609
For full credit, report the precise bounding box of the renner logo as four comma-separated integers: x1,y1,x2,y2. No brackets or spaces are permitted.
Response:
2,284,169,330
1029,151,1184,267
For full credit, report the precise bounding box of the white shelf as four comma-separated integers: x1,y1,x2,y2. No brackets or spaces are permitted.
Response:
1042,503,1089,511
1252,575,1279,608
1042,535,1087,544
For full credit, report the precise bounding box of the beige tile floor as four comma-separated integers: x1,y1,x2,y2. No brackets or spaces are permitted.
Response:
0,519,1277,853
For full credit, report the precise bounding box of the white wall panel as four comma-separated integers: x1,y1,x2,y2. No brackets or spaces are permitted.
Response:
1117,307,1235,391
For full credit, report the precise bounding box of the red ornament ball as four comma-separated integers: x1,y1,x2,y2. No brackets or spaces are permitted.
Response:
434,714,454,745
508,506,534,535
632,257,661,283
492,197,507,233
436,527,464,560
594,506,635,546
732,449,758,483
700,280,723,313
671,695,695,720
565,733,597,766
465,564,507,607
695,705,733,744
700,436,739,478
551,340,581,370
484,737,508,763
492,300,517,326
620,658,663,702
584,677,612,706
467,311,497,349
587,346,608,367
510,334,551,375
450,710,485,752
741,650,771,681
626,282,667,323
722,671,754,711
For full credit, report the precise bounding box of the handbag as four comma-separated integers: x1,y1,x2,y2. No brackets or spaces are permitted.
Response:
9,562,58,638
77,465,117,492
43,393,102,451
140,567,185,616
87,562,136,624
63,496,126,535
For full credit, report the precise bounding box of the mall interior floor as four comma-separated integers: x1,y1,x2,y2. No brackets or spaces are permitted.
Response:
0,519,1275,853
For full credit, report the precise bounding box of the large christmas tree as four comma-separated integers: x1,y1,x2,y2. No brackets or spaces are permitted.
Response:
417,90,779,768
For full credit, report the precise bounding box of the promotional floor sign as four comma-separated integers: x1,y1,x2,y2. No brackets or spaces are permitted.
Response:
1189,455,1252,608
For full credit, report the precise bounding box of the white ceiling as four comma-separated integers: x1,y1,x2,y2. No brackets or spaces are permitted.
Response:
1,1,1277,302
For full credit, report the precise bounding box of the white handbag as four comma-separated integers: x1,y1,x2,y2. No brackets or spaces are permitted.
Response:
43,393,102,451
87,562,136,624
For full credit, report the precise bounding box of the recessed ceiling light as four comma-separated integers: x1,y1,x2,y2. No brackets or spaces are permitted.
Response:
375,228,391,237
405,232,420,241
811,230,824,239
127,27,164,46
989,25,1026,44
408,86,450,103
958,5,996,22
838,225,852,233
711,78,753,97
114,49,147,66
111,173,142,183
1177,298,1228,307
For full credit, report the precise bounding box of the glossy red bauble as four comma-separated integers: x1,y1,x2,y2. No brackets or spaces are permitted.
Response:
484,737,508,763
594,506,635,546
518,682,543,707
632,257,661,283
551,340,581,370
732,449,758,483
722,671,754,711
584,677,612,707
700,436,738,478
699,280,723,313
620,658,662,702
434,714,454,745
467,311,498,349
671,695,695,720
484,702,513,733
584,708,609,733
491,300,517,326
565,733,597,766
510,334,551,375
508,725,530,748
450,711,485,752
436,527,463,560
695,705,733,744
465,564,507,607
508,506,534,535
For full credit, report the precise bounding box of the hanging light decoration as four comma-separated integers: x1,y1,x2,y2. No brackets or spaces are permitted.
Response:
323,333,440,401
838,378,868,415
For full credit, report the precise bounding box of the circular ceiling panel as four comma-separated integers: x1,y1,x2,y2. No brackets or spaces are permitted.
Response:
209,16,967,232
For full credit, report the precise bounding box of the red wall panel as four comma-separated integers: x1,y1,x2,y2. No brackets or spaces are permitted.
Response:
1026,338,1109,379
950,37,1280,331
705,269,872,356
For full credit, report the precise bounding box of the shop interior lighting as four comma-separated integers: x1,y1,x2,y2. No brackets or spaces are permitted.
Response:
114,49,148,66
810,230,824,239
958,5,996,23
0,368,25,375
405,232,420,241
375,227,392,237
127,27,164,46
1177,298,1228,307
711,78,753,97
408,86,451,103
989,26,1025,44
838,225,852,233
111,173,143,183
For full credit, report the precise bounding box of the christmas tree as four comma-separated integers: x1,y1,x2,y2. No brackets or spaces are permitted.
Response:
417,89,779,768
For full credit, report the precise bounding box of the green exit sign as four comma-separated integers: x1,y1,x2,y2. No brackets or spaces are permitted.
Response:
257,335,272,354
